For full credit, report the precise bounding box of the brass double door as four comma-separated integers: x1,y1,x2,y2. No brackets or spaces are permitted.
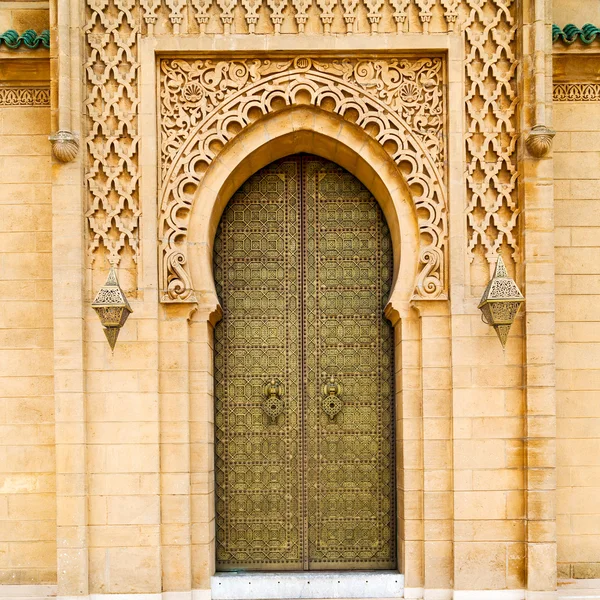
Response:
214,154,396,572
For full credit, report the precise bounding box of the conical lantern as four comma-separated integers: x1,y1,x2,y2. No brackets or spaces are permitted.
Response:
478,256,524,348
91,267,133,351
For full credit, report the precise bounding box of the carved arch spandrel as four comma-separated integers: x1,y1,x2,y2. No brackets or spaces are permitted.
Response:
158,55,447,303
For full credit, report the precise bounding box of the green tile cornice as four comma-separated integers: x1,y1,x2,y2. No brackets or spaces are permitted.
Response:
553,23,600,45
0,29,50,50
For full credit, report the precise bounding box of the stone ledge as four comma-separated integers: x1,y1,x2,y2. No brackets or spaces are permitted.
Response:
0,585,56,599
211,572,404,600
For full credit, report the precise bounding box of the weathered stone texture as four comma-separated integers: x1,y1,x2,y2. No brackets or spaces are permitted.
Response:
555,101,600,580
0,0,599,595
0,103,56,585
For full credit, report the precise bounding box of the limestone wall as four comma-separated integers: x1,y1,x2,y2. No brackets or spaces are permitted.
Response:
554,99,600,580
554,2,600,28
0,1,48,33
0,36,55,583
0,0,561,595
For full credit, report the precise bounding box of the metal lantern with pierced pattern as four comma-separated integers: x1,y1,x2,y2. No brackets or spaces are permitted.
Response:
92,267,133,351
478,256,524,348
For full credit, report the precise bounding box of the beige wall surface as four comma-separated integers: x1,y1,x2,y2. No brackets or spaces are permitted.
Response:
0,1,49,33
553,1,600,28
0,102,56,585
554,101,600,580
0,0,567,594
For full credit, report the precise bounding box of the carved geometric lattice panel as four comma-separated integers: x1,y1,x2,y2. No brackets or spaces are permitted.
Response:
464,0,519,265
214,154,395,570
159,55,447,302
85,0,141,265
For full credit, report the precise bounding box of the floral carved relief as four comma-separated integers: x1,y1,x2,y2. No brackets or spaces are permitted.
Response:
81,0,520,293
158,56,447,303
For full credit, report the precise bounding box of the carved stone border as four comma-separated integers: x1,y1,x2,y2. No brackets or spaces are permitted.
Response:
158,55,447,302
0,86,50,106
554,83,600,102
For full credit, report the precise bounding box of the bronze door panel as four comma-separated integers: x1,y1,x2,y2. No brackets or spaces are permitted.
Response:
214,158,303,570
302,156,395,570
214,155,395,572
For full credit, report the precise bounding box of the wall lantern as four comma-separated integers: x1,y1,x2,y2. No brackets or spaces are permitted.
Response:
91,266,133,351
478,256,524,348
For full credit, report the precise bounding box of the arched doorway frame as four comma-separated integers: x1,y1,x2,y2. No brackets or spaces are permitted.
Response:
158,55,448,304
187,106,420,317
183,105,425,589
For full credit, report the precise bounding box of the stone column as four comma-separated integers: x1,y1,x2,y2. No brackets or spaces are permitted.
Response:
51,0,88,594
418,303,454,599
189,302,221,594
389,305,424,598
160,304,197,592
521,0,557,597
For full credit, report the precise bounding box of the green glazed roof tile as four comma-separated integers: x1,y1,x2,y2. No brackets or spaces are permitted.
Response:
553,23,600,45
0,29,50,49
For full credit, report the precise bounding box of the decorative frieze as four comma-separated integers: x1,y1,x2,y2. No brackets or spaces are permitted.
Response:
0,87,50,106
159,56,447,302
554,83,600,102
137,0,467,35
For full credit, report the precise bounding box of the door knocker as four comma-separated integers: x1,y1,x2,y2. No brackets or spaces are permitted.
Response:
263,378,284,421
322,375,343,419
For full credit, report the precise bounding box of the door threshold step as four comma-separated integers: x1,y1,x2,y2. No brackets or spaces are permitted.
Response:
211,571,404,600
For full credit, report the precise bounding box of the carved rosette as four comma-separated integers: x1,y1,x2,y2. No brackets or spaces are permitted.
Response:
159,56,447,303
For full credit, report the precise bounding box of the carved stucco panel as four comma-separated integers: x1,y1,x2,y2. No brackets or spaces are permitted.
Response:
82,0,519,293
158,56,447,302
85,0,141,266
463,0,519,266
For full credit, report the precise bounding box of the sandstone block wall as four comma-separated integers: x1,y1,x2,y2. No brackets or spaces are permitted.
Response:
0,1,48,34
0,0,54,581
0,100,55,584
553,2,600,27
554,101,600,580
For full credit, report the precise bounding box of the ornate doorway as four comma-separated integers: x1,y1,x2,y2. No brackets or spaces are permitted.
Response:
214,154,396,572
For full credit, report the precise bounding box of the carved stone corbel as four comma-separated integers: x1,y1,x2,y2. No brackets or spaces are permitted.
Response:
525,125,556,158
49,130,79,162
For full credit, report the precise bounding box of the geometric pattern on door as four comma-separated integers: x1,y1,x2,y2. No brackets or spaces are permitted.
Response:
214,154,395,571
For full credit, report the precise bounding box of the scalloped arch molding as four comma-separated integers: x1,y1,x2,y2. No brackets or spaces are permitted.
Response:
158,56,447,302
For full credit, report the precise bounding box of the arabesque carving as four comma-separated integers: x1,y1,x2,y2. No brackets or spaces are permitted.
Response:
159,56,447,302
82,0,520,291
554,83,600,102
0,87,50,106
84,0,141,266
464,0,519,266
